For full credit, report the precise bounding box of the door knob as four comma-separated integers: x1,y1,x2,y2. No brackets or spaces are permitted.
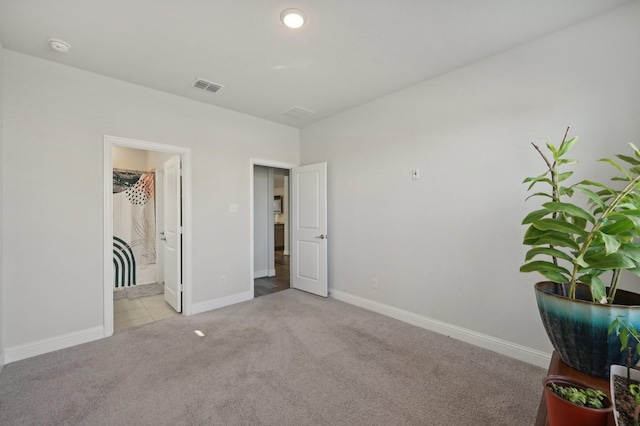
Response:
160,236,167,241
315,234,326,239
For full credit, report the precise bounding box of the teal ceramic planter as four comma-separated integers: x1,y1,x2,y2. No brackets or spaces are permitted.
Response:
535,281,640,378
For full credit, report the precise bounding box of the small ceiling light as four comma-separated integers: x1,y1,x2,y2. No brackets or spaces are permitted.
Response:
280,8,306,29
49,38,71,53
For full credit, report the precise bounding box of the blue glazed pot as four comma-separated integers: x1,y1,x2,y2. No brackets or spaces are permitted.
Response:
535,281,640,378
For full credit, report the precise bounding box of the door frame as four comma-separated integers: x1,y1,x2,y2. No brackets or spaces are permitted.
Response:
249,158,297,297
103,136,193,337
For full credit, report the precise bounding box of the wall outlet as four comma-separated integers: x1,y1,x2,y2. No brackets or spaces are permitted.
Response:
372,277,378,289
221,275,227,285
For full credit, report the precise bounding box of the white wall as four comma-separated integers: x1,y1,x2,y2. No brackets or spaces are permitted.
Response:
300,2,640,365
1,50,299,359
0,41,4,369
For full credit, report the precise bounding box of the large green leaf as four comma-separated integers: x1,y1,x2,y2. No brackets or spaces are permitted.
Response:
523,225,545,245
600,218,635,235
583,252,636,270
524,247,574,262
522,209,551,225
531,233,581,250
532,218,587,236
618,244,640,264
543,202,594,223
538,270,571,283
520,261,571,277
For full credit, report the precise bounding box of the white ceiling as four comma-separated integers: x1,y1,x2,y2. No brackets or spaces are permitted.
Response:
0,0,634,128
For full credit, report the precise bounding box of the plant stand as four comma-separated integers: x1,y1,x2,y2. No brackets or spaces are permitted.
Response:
537,351,615,426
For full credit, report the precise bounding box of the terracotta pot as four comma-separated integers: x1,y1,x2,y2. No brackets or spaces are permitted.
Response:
544,375,613,426
535,281,640,378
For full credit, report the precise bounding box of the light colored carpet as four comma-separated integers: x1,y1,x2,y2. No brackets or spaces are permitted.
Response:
0,289,545,425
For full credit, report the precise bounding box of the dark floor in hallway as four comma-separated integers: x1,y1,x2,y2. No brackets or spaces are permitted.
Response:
254,250,290,297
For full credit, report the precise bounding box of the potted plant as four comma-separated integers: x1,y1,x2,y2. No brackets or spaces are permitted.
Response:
544,375,613,426
521,128,640,377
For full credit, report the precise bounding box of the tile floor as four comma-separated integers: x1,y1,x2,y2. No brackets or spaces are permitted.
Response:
114,294,179,332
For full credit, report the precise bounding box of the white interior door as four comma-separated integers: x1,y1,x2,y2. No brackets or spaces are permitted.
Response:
163,155,182,312
291,162,328,297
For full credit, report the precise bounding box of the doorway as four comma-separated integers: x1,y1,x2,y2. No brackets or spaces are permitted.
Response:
253,166,290,297
103,136,192,337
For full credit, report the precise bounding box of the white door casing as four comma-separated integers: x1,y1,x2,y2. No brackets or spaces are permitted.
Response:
291,162,328,297
163,155,182,312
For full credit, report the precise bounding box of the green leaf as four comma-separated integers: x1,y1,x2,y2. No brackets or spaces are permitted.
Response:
590,276,607,303
525,192,554,202
583,252,636,270
601,233,621,255
546,142,559,157
617,154,640,166
523,225,545,245
558,136,577,157
572,216,588,231
532,218,587,236
523,172,549,184
525,247,574,262
576,187,606,211
600,218,634,235
522,209,551,225
600,157,632,180
538,270,570,283
543,202,594,223
575,254,589,268
557,158,578,166
618,243,640,264
532,233,580,250
527,178,553,191
520,261,571,276
558,171,573,183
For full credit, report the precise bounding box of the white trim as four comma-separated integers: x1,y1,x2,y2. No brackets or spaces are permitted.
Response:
4,326,104,364
330,289,552,369
249,158,298,298
191,291,253,315
254,270,269,279
104,136,193,340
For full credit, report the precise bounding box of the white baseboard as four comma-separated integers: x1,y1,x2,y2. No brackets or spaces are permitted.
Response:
4,326,104,365
190,290,253,316
268,269,276,277
255,270,268,279
330,289,551,369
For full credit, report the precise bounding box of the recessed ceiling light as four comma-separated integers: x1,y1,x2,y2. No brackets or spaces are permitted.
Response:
280,8,306,29
49,38,71,53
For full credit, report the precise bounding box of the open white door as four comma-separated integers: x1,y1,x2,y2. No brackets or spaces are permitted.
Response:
163,155,182,312
291,162,328,297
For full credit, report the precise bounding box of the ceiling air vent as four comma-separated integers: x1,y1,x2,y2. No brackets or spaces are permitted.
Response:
281,106,315,119
192,78,225,93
